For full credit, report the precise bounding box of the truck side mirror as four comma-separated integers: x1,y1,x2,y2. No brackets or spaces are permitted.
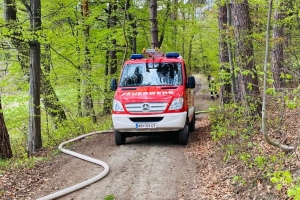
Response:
110,78,118,91
187,76,195,89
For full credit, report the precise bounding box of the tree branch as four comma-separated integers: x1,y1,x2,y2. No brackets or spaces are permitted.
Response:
261,0,294,152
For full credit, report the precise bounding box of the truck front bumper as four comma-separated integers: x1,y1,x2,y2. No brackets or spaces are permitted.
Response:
112,112,187,132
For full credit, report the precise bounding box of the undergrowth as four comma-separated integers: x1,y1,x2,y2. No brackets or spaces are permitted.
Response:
209,99,300,199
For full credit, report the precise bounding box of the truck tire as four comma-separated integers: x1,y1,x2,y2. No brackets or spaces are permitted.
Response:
189,112,196,132
178,119,189,145
114,130,126,145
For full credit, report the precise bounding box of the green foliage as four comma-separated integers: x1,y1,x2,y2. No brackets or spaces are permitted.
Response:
209,103,258,142
223,144,235,162
239,152,251,164
266,88,276,95
253,155,267,170
232,175,246,185
0,156,46,171
103,194,115,200
270,170,293,191
284,96,299,109
269,169,300,199
288,185,300,200
41,115,112,148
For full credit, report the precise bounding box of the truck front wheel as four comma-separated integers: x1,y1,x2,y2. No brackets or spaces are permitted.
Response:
178,119,189,145
114,130,126,145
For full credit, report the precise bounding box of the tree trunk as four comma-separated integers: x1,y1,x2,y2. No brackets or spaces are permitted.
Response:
109,2,118,75
171,0,178,49
126,0,137,54
41,44,67,127
4,0,16,21
28,40,42,156
271,2,288,90
218,2,232,104
149,0,159,48
28,0,42,156
158,0,171,48
82,0,96,122
231,0,261,113
0,98,13,159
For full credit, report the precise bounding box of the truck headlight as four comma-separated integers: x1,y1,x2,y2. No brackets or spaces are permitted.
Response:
169,97,184,110
113,99,124,111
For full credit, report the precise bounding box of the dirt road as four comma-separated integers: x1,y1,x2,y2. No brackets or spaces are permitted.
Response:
35,133,198,200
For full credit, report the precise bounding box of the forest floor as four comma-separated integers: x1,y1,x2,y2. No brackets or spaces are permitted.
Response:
0,74,298,200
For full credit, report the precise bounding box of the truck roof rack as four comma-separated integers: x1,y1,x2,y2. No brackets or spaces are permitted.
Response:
142,48,164,58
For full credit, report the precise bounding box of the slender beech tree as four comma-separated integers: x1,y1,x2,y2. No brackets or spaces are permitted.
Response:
103,2,119,114
27,0,42,156
81,1,96,122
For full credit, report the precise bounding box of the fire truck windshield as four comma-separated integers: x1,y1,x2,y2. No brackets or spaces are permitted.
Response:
119,62,183,87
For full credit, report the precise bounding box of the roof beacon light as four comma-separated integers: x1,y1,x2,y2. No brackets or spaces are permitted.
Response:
130,54,144,60
166,52,180,58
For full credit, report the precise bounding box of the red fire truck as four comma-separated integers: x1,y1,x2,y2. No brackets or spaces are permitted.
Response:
110,49,196,145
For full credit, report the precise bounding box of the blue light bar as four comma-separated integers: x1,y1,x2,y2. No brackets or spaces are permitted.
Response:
130,54,144,59
166,52,180,58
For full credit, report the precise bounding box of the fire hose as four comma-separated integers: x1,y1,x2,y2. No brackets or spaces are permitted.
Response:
37,130,114,200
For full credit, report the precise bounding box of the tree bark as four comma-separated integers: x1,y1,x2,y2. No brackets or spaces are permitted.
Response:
28,0,42,156
218,2,232,104
271,1,289,90
149,0,159,48
82,0,96,122
0,98,13,159
28,40,42,156
4,0,16,21
231,0,261,113
171,0,178,49
126,0,137,54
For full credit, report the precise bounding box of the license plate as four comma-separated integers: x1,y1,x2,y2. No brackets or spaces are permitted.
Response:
136,123,157,129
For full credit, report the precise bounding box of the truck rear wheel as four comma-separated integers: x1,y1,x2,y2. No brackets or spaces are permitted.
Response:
114,130,126,145
179,119,189,145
